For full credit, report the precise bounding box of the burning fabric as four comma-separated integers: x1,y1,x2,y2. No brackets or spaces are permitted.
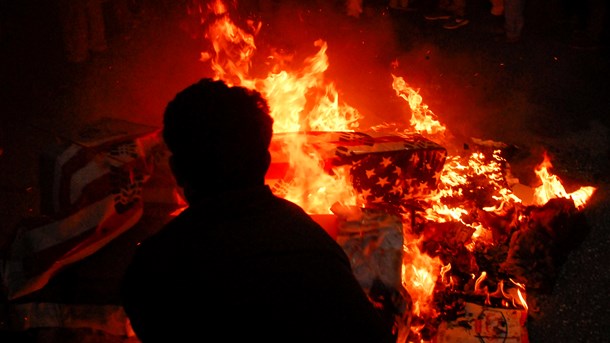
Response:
390,146,596,341
500,197,591,293
267,130,447,215
265,131,579,342
334,205,412,340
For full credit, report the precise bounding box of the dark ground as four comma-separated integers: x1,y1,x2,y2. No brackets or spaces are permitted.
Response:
1,0,609,342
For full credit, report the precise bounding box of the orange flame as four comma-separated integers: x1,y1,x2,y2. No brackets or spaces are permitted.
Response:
261,39,362,133
199,11,257,85
193,4,366,214
533,152,596,209
391,74,446,136
415,150,522,249
402,239,442,318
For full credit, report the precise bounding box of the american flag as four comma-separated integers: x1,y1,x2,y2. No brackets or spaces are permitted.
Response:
2,118,164,300
267,131,447,213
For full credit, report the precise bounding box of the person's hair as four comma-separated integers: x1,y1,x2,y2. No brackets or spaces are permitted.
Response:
163,78,274,193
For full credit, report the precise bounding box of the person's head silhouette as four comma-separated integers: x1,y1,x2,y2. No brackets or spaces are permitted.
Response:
162,78,274,201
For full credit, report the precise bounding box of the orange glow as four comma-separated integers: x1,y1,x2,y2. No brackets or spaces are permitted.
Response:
474,271,488,293
208,0,228,15
272,133,359,214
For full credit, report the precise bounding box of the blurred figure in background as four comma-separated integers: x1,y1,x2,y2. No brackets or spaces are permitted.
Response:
503,0,524,42
488,0,524,43
567,0,607,49
57,0,108,63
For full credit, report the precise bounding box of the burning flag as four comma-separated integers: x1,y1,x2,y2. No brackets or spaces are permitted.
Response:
188,2,598,341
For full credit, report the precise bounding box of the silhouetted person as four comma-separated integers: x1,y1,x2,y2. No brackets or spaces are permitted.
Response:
121,78,396,342
489,0,524,43
568,0,607,49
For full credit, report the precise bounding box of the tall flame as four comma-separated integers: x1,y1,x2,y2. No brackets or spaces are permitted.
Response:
391,75,446,136
402,239,442,317
260,40,361,133
194,4,364,213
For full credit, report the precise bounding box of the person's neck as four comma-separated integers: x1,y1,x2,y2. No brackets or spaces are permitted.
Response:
183,183,268,204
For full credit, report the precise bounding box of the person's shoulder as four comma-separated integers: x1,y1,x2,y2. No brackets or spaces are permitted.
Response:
268,197,347,251
265,191,316,217
131,211,193,257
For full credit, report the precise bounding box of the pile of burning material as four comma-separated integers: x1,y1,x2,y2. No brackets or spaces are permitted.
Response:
187,1,598,341
268,129,595,342
394,146,595,342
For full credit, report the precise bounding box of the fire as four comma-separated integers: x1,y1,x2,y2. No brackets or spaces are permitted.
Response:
186,1,597,340
533,152,596,209
261,43,364,213
195,1,258,86
402,239,442,317
272,133,359,213
260,39,362,133
391,75,445,136
191,2,365,213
